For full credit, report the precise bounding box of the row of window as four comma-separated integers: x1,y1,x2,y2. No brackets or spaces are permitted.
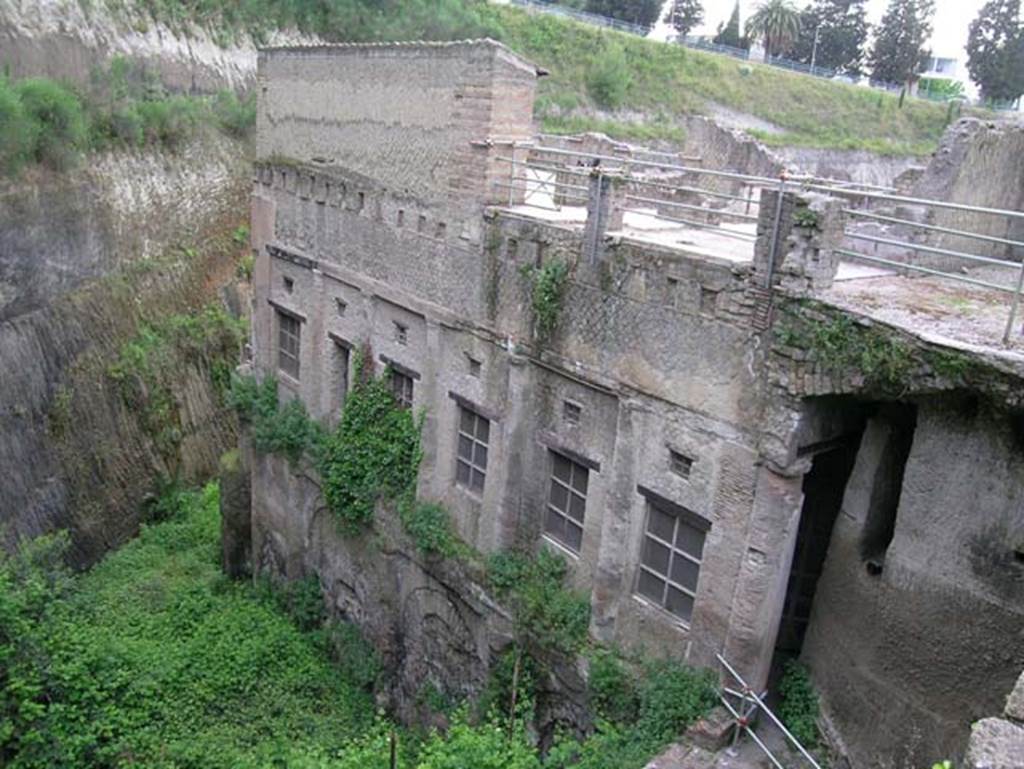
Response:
276,308,708,625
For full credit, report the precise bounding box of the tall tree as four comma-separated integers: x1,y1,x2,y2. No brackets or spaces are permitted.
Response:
869,0,936,86
713,1,745,48
746,0,803,58
584,0,663,28
669,0,705,40
790,0,870,75
966,0,1024,103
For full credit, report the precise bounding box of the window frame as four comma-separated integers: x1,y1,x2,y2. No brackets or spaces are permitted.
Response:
455,405,489,494
543,450,589,554
635,493,709,625
276,310,301,380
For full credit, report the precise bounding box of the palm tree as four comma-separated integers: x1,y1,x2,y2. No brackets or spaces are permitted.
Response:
746,0,803,59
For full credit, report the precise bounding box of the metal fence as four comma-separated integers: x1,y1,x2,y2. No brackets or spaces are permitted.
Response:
504,0,650,37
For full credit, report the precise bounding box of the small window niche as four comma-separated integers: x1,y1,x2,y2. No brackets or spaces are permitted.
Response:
435,222,447,239
335,298,347,317
669,448,693,480
562,400,582,427
356,192,365,212
397,209,405,227
466,354,482,378
393,321,408,346
282,276,294,294
417,215,427,233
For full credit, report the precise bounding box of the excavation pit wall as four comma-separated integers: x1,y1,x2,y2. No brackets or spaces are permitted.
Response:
0,136,250,566
765,298,1024,766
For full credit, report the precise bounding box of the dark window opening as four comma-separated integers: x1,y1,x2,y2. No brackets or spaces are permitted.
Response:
332,342,349,416
636,498,708,624
669,449,693,479
397,210,405,227
467,355,482,378
544,451,588,553
455,405,489,493
393,322,408,346
277,311,301,380
563,400,582,426
283,276,294,293
335,298,347,317
390,369,414,410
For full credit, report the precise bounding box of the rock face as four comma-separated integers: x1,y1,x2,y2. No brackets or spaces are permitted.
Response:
0,136,250,566
249,449,590,738
965,672,1024,769
220,445,252,579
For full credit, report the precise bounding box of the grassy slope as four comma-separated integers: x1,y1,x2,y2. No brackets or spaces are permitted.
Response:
481,5,963,155
94,0,966,155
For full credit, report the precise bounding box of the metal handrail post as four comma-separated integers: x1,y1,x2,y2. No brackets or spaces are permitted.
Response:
507,156,516,207
717,653,824,769
764,177,787,289
1004,262,1024,345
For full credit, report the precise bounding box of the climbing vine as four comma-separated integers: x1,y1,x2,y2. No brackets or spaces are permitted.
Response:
230,356,423,534
521,258,570,342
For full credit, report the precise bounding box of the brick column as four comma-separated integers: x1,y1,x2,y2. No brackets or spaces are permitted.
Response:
753,188,846,294
583,171,628,265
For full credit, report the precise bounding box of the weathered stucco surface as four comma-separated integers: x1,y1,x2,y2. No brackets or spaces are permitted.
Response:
245,41,1024,768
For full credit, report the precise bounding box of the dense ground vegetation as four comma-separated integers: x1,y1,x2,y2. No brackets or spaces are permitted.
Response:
0,57,254,175
1,480,716,767
93,0,971,154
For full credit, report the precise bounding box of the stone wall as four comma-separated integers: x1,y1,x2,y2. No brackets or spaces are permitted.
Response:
256,40,538,222
909,119,1024,265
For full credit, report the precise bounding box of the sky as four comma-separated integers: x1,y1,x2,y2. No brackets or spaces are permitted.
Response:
651,0,989,81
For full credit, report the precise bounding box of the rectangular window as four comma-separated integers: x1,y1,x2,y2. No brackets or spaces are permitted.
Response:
277,311,301,380
636,500,707,624
455,406,489,493
544,452,588,553
334,342,350,411
393,321,408,345
391,369,414,410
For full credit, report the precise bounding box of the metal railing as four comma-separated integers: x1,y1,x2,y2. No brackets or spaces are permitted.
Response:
717,653,823,769
492,141,1024,346
497,143,772,249
799,180,1024,345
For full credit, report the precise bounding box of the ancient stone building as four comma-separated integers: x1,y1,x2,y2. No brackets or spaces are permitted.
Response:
245,40,1024,767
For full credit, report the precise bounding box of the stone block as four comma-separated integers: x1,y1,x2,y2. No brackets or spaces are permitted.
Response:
685,705,736,751
1005,671,1024,723
965,718,1024,769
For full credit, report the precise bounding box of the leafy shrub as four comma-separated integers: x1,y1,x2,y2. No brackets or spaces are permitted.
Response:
521,258,570,342
320,621,383,692
14,78,88,170
486,548,591,655
635,659,717,741
0,77,37,174
778,659,820,749
318,366,423,532
252,395,324,466
416,709,541,769
400,499,459,557
476,647,538,723
212,89,257,137
586,43,631,109
588,648,639,724
135,95,202,146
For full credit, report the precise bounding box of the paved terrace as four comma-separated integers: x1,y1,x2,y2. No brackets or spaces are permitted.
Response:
502,146,1024,363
